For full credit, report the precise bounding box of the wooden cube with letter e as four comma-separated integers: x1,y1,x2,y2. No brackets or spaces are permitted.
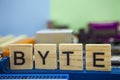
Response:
86,44,111,71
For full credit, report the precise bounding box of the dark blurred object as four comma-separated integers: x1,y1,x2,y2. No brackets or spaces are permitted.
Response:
47,21,69,29
78,29,86,43
88,22,120,56
56,25,69,29
88,22,119,43
0,52,3,60
114,42,120,45
47,21,55,29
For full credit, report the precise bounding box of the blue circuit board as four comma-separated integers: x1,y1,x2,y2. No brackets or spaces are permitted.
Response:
0,57,120,80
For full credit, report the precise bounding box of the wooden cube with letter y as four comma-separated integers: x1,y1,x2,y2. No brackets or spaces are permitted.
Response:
10,44,33,70
34,44,57,69
59,44,83,70
86,44,111,71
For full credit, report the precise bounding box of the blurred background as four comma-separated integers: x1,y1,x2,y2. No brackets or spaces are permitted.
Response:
0,0,120,36
1,0,120,63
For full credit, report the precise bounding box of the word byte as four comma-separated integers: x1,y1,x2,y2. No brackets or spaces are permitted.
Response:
9,44,111,71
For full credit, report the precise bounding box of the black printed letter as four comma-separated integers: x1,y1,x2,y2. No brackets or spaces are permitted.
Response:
62,51,73,66
14,51,25,65
93,52,105,67
38,51,49,65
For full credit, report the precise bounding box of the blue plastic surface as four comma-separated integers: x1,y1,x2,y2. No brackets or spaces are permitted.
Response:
0,74,68,79
0,57,120,80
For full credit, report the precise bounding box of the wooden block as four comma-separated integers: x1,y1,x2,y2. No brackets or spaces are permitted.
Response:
17,38,35,44
86,44,111,71
0,35,14,44
2,38,35,58
34,44,57,69
10,44,33,70
0,35,27,51
59,44,83,70
35,29,73,44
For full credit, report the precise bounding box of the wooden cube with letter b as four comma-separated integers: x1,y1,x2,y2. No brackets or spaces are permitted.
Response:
10,44,33,70
34,44,57,69
59,44,83,70
86,44,111,71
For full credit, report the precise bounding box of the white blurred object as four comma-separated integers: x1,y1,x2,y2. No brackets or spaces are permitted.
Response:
111,56,120,62
35,29,73,44
109,37,114,43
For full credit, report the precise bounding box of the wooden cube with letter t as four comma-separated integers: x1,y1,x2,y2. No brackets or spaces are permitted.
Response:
86,44,111,71
34,44,57,69
59,44,83,70
10,44,33,70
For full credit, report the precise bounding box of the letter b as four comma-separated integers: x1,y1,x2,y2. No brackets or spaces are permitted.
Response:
10,44,33,70
14,51,25,65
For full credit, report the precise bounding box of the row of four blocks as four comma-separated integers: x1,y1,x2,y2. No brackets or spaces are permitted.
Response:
10,43,111,71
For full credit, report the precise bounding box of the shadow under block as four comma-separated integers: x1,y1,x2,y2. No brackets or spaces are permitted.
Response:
59,44,83,70
86,44,111,71
34,44,57,69
10,44,33,70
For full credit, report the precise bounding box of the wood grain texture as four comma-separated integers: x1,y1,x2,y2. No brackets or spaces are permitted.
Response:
10,44,33,70
59,44,83,70
34,44,57,69
86,44,111,71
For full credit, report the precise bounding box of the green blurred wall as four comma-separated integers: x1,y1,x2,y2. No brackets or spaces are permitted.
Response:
51,0,120,32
